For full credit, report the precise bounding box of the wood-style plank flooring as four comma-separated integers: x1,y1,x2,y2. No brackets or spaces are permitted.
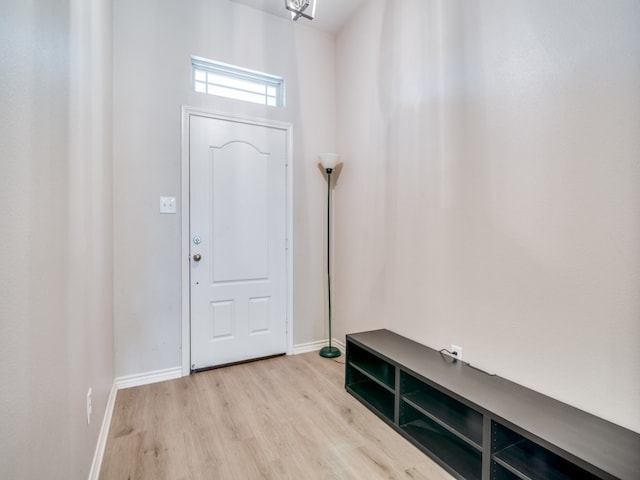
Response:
99,352,453,479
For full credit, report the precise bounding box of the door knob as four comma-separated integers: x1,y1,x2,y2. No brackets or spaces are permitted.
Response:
193,253,202,262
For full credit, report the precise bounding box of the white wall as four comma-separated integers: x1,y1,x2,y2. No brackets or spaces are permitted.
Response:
335,0,640,433
113,0,336,376
0,0,114,477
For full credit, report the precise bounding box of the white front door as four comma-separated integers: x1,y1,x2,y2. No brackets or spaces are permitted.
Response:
189,114,288,370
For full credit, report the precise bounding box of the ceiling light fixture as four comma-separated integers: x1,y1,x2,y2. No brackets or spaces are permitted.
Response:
285,0,316,21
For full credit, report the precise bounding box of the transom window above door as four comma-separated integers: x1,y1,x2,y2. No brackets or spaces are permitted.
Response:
192,56,285,107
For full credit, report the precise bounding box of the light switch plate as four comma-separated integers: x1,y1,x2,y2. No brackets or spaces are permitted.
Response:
160,196,176,214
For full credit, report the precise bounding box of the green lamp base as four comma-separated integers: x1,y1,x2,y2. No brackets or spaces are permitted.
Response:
319,346,341,358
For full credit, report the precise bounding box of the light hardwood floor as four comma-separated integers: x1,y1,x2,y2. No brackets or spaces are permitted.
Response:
100,352,453,479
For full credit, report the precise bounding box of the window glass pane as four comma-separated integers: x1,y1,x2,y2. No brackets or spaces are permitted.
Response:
208,73,265,95
267,86,277,97
195,81,207,93
194,69,206,82
208,85,266,105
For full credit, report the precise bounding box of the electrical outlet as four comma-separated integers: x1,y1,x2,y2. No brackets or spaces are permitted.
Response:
86,388,92,425
451,344,462,361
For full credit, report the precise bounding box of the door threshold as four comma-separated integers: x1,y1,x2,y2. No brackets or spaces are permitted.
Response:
191,353,286,374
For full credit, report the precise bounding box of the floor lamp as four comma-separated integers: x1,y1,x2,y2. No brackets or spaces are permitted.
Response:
318,153,342,358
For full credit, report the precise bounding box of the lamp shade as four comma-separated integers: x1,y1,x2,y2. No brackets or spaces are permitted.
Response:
318,153,340,169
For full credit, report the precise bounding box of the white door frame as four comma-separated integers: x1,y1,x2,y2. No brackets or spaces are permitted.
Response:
181,106,294,376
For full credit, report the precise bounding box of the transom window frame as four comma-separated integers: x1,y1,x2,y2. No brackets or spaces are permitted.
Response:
192,56,285,107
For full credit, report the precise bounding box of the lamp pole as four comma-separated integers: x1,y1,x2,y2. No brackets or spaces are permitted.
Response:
319,158,340,359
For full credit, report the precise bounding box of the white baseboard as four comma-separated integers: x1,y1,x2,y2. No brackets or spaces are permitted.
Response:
88,380,117,480
293,339,326,354
88,366,183,480
293,338,345,355
115,366,183,390
332,338,346,353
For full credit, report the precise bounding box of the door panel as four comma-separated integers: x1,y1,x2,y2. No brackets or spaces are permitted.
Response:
190,115,287,369
211,142,269,283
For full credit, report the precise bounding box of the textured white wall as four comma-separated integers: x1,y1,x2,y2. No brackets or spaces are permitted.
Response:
0,0,114,477
335,0,640,432
113,0,336,376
